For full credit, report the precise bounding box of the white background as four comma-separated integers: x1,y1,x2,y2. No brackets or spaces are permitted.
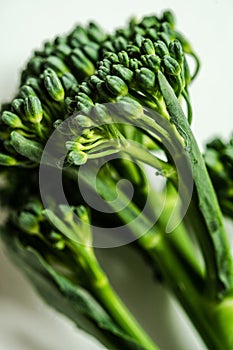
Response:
0,0,233,349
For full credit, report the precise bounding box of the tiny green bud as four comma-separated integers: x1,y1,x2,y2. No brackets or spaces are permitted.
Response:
112,64,134,83
44,56,69,75
105,75,128,96
18,212,40,234
101,58,112,69
207,138,225,152
89,74,102,89
83,42,99,62
60,72,78,94
43,41,53,56
98,66,110,80
146,28,158,41
103,52,119,63
19,85,37,98
25,199,43,216
68,150,88,165
94,103,112,124
117,96,143,120
141,15,160,29
25,78,41,96
127,44,141,58
129,58,142,71
141,39,155,55
135,67,155,90
12,99,25,118
0,153,17,166
10,131,43,163
43,68,65,101
141,55,161,72
75,205,90,223
113,36,128,52
87,22,106,43
169,40,183,64
70,49,95,80
161,10,175,29
54,43,72,58
73,114,95,129
76,92,94,110
24,96,43,123
69,25,89,45
162,55,181,75
157,32,170,47
154,40,169,57
118,51,130,67
79,82,91,96
1,111,25,129
49,231,66,250
101,40,115,54
27,56,44,76
59,204,75,223
135,34,145,48
96,81,114,102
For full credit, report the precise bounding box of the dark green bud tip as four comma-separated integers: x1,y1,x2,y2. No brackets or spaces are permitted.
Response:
105,75,128,96
87,22,107,44
60,72,78,94
94,103,112,124
1,111,24,129
25,199,43,216
45,55,69,75
0,153,17,166
19,85,37,99
73,114,95,129
118,51,130,67
43,68,65,101
161,10,175,28
141,55,161,72
24,96,43,123
12,99,25,118
10,131,43,163
112,64,134,83
117,96,143,120
169,40,183,64
83,42,99,62
76,92,94,110
141,15,159,29
104,52,119,63
113,36,128,52
70,48,95,79
162,55,181,75
18,212,39,234
141,39,155,55
135,67,155,90
207,138,225,152
154,40,169,58
59,204,75,223
75,205,90,223
68,150,88,165
98,65,110,80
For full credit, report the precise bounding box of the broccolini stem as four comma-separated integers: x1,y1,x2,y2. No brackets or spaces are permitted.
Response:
157,71,233,298
71,245,159,350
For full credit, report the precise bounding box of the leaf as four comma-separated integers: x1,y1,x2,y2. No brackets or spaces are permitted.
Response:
0,227,146,350
158,71,233,296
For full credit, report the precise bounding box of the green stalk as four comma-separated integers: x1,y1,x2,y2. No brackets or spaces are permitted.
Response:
72,245,159,350
157,71,233,297
66,164,233,349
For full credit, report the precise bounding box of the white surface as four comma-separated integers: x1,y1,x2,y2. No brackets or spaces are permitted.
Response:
0,1,233,349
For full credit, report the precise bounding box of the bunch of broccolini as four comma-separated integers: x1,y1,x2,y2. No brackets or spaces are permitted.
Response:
0,10,233,350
